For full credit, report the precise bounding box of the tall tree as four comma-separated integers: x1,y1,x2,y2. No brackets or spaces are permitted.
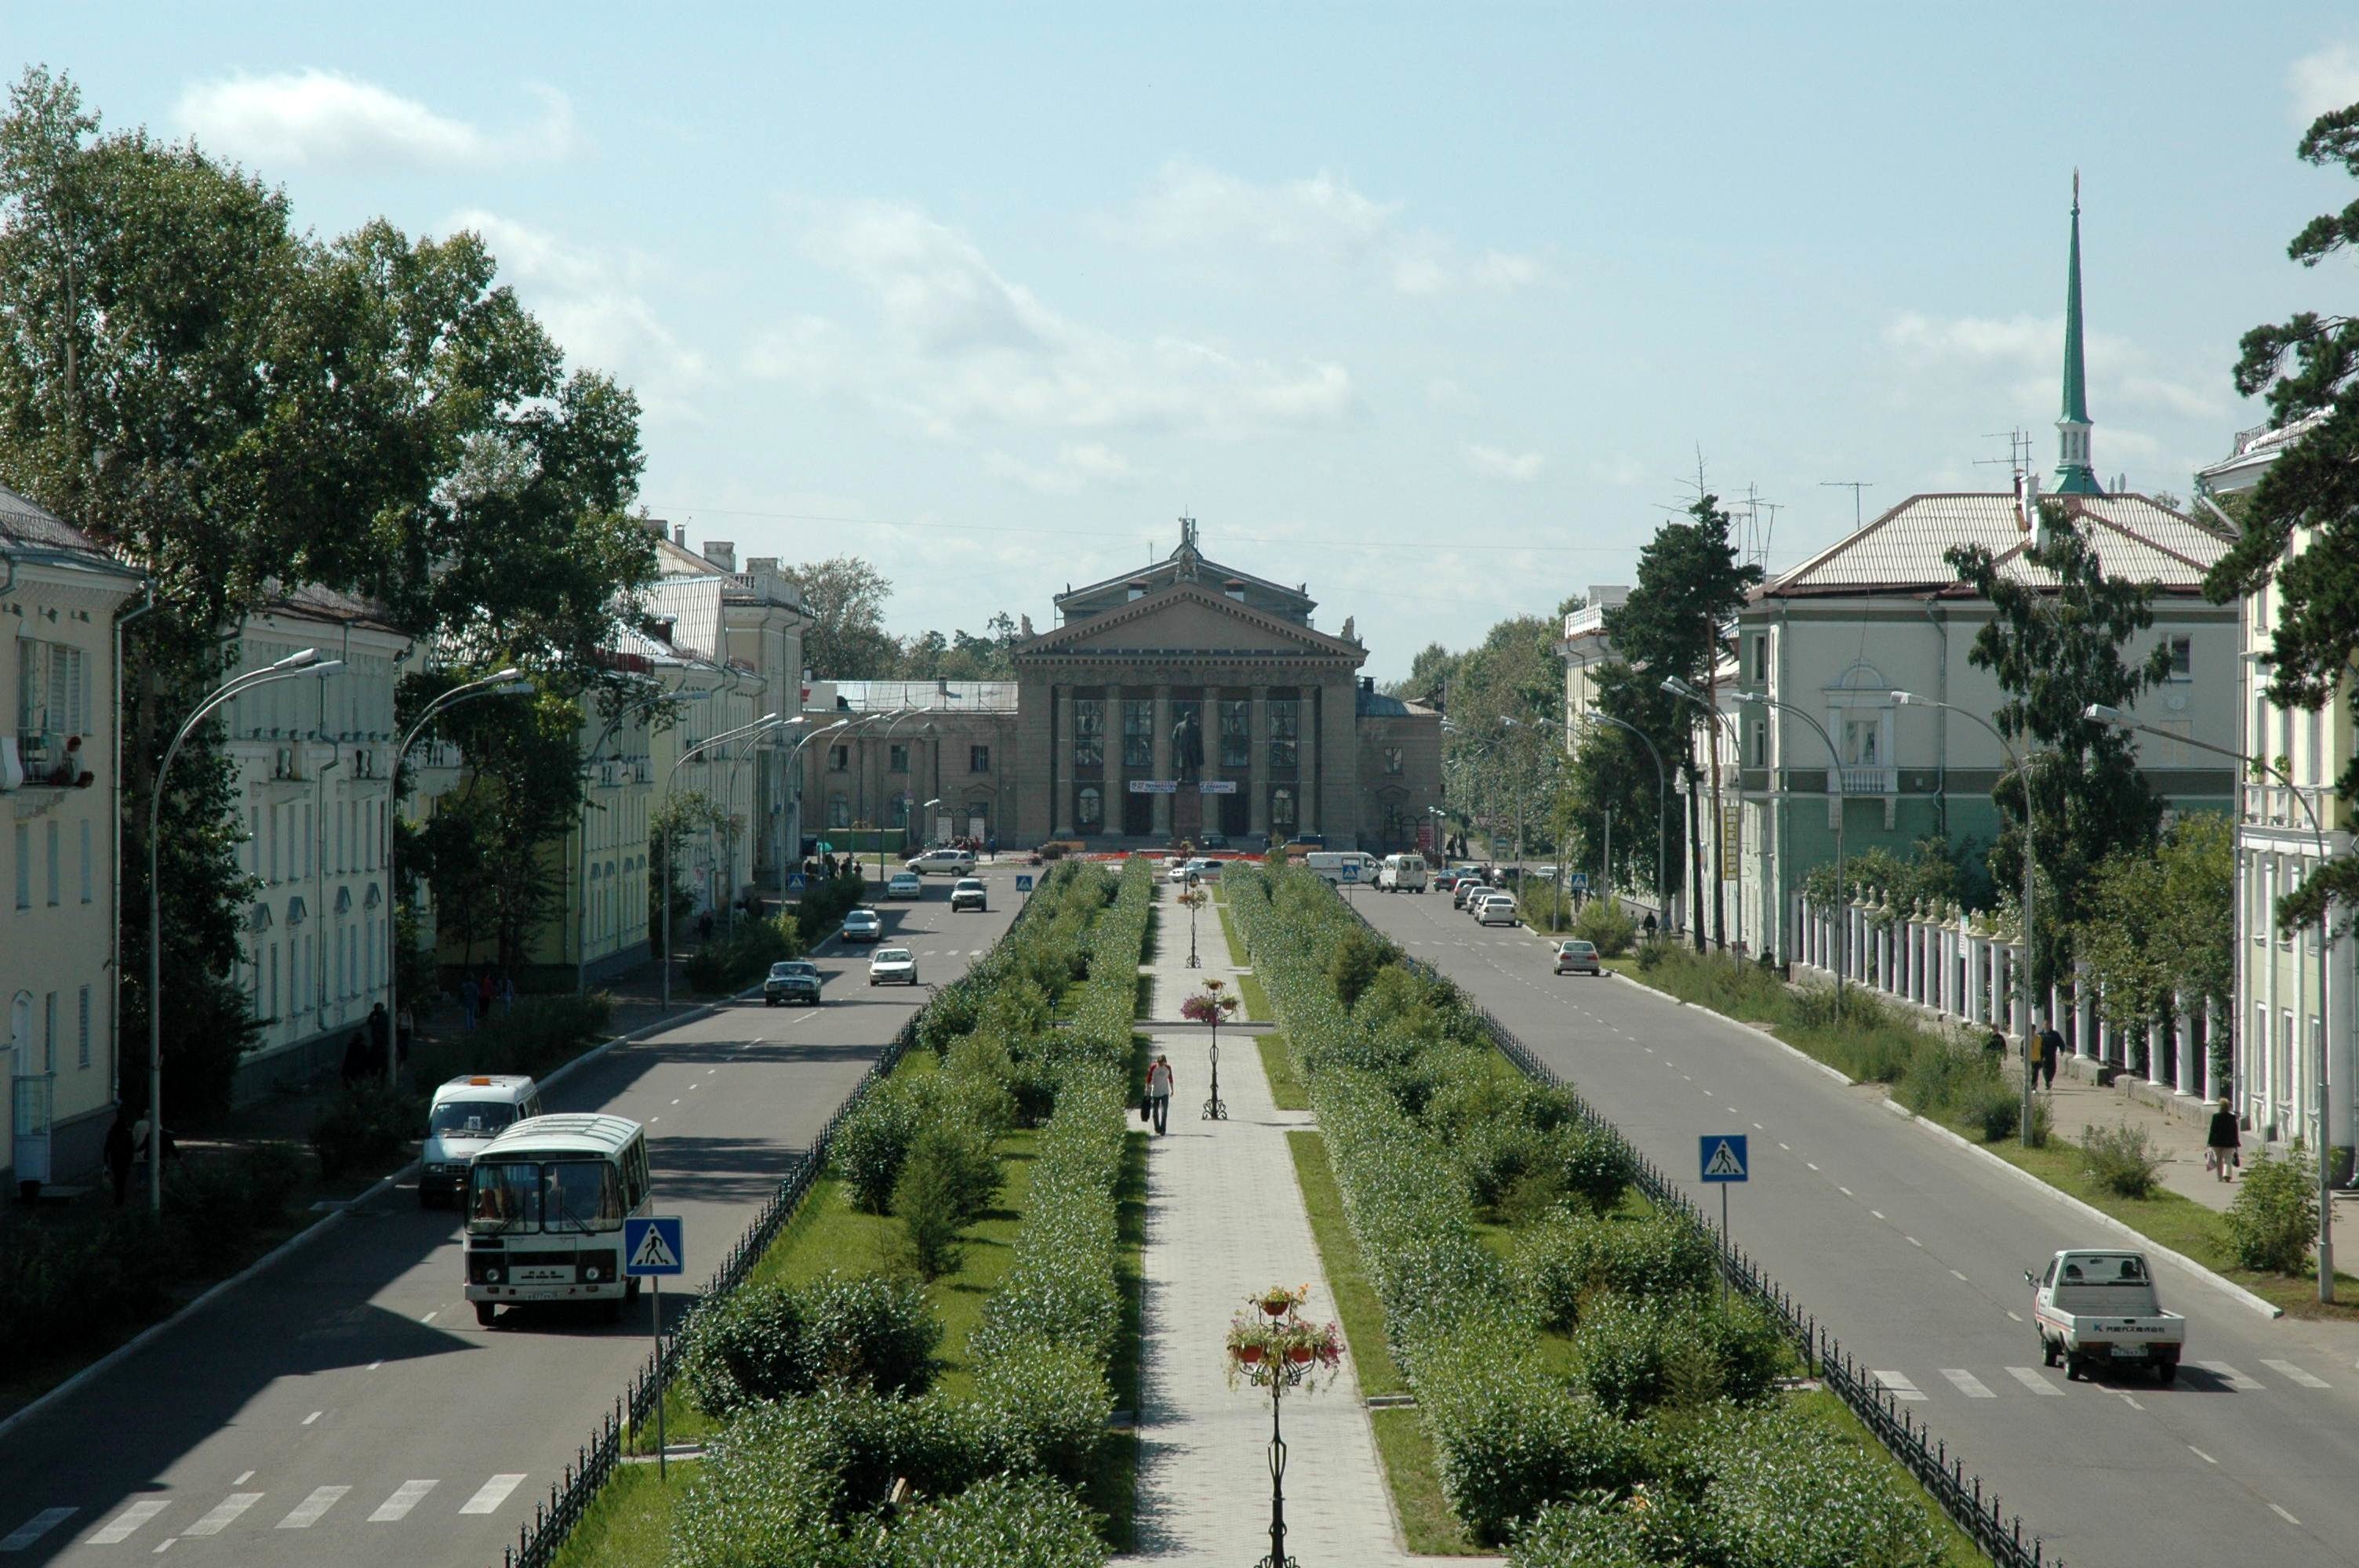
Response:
2203,96,2359,933
2074,812,2234,1041
1946,509,2172,988
784,556,899,676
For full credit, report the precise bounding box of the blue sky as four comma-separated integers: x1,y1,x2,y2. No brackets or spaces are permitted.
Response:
14,5,2359,679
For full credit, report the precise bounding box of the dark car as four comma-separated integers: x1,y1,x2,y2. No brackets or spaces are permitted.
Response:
764,960,823,1006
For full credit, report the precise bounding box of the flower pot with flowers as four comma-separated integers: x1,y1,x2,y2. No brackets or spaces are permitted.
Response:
1226,1285,1346,1568
1181,979,1241,1121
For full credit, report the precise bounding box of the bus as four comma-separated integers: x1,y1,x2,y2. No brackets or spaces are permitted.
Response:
463,1113,652,1325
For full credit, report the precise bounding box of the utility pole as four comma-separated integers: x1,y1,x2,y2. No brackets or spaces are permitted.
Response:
1706,610,1726,951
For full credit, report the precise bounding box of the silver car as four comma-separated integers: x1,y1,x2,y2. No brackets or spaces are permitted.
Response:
868,946,918,985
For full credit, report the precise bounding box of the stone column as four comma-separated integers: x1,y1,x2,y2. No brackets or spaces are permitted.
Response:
2074,964,2094,1058
1151,684,1173,840
1052,686,1075,837
1249,685,1270,840
2173,992,2199,1098
1321,677,1359,848
1299,687,1321,838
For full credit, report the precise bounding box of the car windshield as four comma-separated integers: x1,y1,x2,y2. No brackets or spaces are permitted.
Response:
770,963,816,978
875,949,912,963
846,912,877,925
955,880,982,891
1561,942,1596,955
430,1100,518,1140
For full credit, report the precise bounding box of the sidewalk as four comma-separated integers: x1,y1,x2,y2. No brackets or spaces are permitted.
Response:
1122,882,1419,1566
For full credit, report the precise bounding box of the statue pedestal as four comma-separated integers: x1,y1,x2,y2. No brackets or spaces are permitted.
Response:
1173,787,1204,846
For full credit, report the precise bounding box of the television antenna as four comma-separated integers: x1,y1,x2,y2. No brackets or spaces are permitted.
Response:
1819,480,1874,532
1975,429,2034,482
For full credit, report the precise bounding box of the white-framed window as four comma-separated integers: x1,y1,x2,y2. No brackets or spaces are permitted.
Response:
2165,636,2192,681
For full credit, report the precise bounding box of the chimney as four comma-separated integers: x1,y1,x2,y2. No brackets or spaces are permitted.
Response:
673,524,686,547
1361,676,1375,693
703,540,736,572
644,515,668,539
747,556,778,576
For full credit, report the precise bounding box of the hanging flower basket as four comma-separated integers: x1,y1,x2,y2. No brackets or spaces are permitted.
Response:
1237,1343,1265,1365
1226,1286,1344,1391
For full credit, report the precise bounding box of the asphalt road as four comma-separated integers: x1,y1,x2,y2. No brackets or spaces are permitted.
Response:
1349,885,2359,1568
0,867,1023,1566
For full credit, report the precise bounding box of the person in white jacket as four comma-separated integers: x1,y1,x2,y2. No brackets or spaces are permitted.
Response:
1146,1054,1176,1135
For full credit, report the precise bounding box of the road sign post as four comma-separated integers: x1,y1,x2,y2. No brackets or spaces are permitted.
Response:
625,1216,685,1475
1699,1137,1747,1305
1015,873,1034,898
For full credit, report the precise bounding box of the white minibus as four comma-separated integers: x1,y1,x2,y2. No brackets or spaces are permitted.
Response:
1304,851,1381,887
1379,853,1428,892
464,1113,652,1324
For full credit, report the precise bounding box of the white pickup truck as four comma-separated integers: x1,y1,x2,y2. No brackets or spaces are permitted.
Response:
2024,1248,2186,1384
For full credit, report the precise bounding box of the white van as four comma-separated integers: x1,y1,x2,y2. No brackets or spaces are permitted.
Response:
1379,853,1428,893
464,1112,653,1324
1304,851,1381,887
420,1073,543,1207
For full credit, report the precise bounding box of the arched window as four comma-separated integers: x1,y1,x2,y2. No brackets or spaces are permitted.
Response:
1271,786,1296,832
1078,786,1103,829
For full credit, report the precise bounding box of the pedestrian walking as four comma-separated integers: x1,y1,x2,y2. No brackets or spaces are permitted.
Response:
498,972,516,1013
1145,1054,1176,1136
2037,1016,2066,1091
1984,1026,2008,1060
104,1108,134,1207
367,1001,391,1064
460,978,478,1033
2205,1097,2241,1182
341,1029,370,1088
478,968,496,1020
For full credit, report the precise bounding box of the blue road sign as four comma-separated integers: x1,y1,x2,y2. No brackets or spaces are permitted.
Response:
787,873,808,893
623,1215,686,1276
1569,872,1590,892
1339,861,1360,882
1015,873,1035,893
1699,1136,1749,1183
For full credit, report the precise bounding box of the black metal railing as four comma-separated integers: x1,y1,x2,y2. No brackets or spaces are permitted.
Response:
1368,916,2060,1567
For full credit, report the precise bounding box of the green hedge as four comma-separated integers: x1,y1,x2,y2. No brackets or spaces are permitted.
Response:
1225,864,1942,1563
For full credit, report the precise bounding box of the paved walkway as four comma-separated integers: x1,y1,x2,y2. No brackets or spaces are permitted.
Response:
1122,884,1424,1566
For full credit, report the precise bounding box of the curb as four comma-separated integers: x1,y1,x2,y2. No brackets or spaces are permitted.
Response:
1603,968,2285,1322
0,981,762,1446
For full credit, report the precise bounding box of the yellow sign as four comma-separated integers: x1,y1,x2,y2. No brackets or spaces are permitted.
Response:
1720,804,1740,880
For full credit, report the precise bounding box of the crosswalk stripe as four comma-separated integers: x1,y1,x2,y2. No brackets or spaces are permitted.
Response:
2197,1360,2265,1391
1872,1370,1927,1401
277,1486,350,1529
2262,1358,2331,1388
369,1480,438,1522
2006,1366,2066,1396
0,1509,76,1552
85,1500,169,1544
1940,1368,1996,1398
459,1475,526,1515
185,1494,262,1537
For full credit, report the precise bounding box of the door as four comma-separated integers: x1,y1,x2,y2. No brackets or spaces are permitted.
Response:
967,811,987,841
1121,788,1154,837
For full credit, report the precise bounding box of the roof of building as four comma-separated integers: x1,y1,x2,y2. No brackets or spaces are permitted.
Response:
820,680,1019,713
1355,688,1439,720
0,483,140,576
2197,408,2329,495
1055,523,1314,624
1758,490,2231,601
251,580,407,635
641,575,726,663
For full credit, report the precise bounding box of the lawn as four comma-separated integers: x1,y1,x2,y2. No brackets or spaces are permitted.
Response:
1259,1035,1307,1112
1214,895,1251,967
551,1461,701,1568
1792,1392,1985,1568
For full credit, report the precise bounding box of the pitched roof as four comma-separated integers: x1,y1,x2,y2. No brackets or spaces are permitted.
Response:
1759,492,2231,600
641,575,727,663
0,484,139,576
1355,688,1438,719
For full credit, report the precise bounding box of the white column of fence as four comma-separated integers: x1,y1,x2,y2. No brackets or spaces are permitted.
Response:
2074,966,2094,1059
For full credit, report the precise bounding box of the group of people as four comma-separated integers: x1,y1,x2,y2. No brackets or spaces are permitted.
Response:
1990,1014,2247,1184
456,967,515,1032
338,1000,408,1087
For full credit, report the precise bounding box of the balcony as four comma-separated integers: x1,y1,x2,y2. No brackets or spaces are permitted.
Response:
1838,765,1896,796
1562,604,1608,639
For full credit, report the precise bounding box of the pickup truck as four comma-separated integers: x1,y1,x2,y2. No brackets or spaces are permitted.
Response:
2024,1248,2186,1383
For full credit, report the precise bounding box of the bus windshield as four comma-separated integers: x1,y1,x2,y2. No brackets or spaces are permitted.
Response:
543,1160,626,1233
467,1160,540,1234
466,1158,625,1235
431,1100,518,1139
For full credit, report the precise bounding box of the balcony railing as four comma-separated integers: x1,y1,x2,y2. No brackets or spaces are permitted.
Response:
1838,765,1895,796
1563,604,1607,639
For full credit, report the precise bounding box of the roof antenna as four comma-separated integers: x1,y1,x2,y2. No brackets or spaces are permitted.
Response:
1820,481,1874,532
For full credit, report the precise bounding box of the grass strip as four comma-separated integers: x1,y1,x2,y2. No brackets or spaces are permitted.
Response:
1234,969,1272,1023
1215,896,1251,967
1259,1035,1307,1112
549,1461,702,1568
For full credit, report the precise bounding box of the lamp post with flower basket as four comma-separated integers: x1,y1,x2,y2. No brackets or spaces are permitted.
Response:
1227,1283,1345,1568
1181,978,1239,1120
1176,880,1208,968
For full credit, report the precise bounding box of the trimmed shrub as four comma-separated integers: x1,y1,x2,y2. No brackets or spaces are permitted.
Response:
883,1472,1109,1568
1514,1210,1715,1333
1329,927,1398,1013
970,1338,1114,1490
1671,1401,1946,1568
2079,1120,2161,1199
1569,1296,1784,1418
801,1272,942,1396
1959,1074,2022,1143
894,1124,999,1280
1571,895,1637,958
667,1401,854,1568
1554,1121,1637,1215
835,1078,928,1214
1419,1332,1642,1544
310,1081,417,1184
681,1280,812,1417
2225,1149,2317,1274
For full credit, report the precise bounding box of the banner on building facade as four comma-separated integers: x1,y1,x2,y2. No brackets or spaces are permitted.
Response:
1198,780,1237,793
1127,779,1179,793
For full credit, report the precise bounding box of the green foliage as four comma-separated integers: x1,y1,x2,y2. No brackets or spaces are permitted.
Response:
1329,927,1397,1014
1419,1338,1643,1544
680,1272,941,1419
880,1472,1107,1568
835,1076,930,1215
685,913,805,996
1571,895,1638,958
310,1081,419,1185
1570,1294,1784,1418
1797,836,1986,928
1514,1211,1716,1333
893,1123,1001,1280
2078,1120,2162,1199
445,990,614,1078
2074,812,2234,1032
2225,1149,2319,1274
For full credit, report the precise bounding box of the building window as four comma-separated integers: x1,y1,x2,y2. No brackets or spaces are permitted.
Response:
1841,717,1881,768
2166,636,2192,680
77,985,90,1069
45,819,59,906
827,793,850,829
1750,720,1766,767
15,638,89,741
1267,701,1298,772
15,822,28,909
1270,786,1297,833
828,744,849,772
1750,634,1769,682
1383,803,1407,844
1219,700,1251,769
1074,699,1104,768
1121,699,1154,768
79,818,92,903
1078,785,1103,829
890,793,911,829
888,742,909,774
1382,745,1404,777
969,744,990,773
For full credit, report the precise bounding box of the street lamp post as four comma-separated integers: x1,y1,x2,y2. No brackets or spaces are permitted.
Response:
718,717,808,929
578,684,709,996
869,709,929,888
2087,702,2338,1301
1659,679,1743,950
148,649,347,1210
775,719,849,908
1584,708,1670,933
660,712,781,1008
1896,691,2041,1147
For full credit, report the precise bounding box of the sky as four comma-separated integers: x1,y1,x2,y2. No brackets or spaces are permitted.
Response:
12,5,2359,681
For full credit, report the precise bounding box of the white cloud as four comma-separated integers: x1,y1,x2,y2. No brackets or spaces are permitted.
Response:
1107,159,1540,297
1881,310,2222,419
177,70,576,169
983,442,1142,495
755,198,1357,441
2289,43,2359,126
1463,442,1546,481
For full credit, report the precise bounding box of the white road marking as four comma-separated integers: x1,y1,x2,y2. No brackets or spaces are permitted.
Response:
86,1501,169,1544
302,1410,321,1425
1752,1122,1763,1130
460,1475,527,1515
369,1480,438,1522
277,1486,349,1529
2008,1310,2023,1322
151,1541,172,1555
2120,1393,2144,1410
184,1494,262,1537
1872,1370,1927,1401
1950,1270,1969,1282
1940,1368,1996,1398
1837,1186,1852,1196
2197,1360,2264,1391
1778,1142,1790,1151
367,1360,383,1371
2263,1358,2330,1388
1805,1162,1819,1171
2006,1367,2065,1396
1,1509,77,1552
670,1098,681,1106
1906,1236,1922,1247
2272,1503,2301,1526
1870,1210,1885,1220
231,1473,252,1486
2189,1445,2218,1464
420,1310,437,1325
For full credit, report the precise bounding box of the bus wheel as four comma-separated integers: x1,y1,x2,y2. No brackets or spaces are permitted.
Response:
475,1302,496,1327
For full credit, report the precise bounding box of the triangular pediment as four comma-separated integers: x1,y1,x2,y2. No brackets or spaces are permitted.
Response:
1016,582,1362,664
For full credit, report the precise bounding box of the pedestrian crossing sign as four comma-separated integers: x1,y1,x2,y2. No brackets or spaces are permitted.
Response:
787,873,807,892
623,1215,685,1276
1699,1136,1749,1183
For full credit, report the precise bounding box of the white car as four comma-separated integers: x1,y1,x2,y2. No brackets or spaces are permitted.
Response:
950,878,987,913
1185,857,1223,882
909,847,976,875
841,908,883,943
887,869,923,899
1474,893,1520,927
1166,860,1194,884
868,946,918,985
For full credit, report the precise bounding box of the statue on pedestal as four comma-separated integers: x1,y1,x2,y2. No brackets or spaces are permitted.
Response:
1173,707,1204,783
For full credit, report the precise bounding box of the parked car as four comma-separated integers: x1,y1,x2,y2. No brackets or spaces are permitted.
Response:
1467,888,1509,917
950,877,988,913
1474,893,1519,927
1379,852,1428,892
887,869,923,899
1553,940,1601,976
909,847,976,875
2026,1249,2185,1382
1452,878,1490,909
869,947,918,985
1199,833,1229,850
1535,864,1560,882
1185,857,1223,882
1166,859,1194,884
764,960,823,1006
841,908,883,943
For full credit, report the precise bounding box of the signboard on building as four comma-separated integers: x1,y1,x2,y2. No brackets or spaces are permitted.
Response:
1720,804,1740,880
1127,779,1179,793
1198,780,1237,794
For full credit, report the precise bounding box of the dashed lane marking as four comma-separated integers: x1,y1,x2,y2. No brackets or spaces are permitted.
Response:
1939,1369,1995,1398
302,1411,321,1425
459,1475,526,1515
2271,1503,2301,1526
2190,1445,2218,1464
277,1486,349,1529
1950,1270,1969,1282
2262,1359,2330,1388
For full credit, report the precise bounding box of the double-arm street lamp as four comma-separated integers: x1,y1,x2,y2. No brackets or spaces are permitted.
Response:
2086,701,2339,1302
660,711,781,1007
773,718,849,906
1583,708,1670,929
385,667,533,1083
1894,691,2041,1147
148,648,348,1210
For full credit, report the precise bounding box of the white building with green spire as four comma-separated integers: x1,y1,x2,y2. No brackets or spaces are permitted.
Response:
2053,172,2103,497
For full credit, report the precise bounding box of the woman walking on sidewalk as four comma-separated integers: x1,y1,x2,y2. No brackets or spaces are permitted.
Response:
2205,1097,2241,1182
1146,1054,1176,1136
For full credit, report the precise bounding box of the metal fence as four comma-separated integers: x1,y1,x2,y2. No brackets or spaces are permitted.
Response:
499,888,1048,1568
1378,930,2063,1566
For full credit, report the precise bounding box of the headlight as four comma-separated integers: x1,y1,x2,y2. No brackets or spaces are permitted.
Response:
485,1267,502,1282
583,1265,601,1282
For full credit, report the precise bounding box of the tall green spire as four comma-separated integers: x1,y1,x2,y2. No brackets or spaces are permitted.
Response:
2053,169,2101,495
